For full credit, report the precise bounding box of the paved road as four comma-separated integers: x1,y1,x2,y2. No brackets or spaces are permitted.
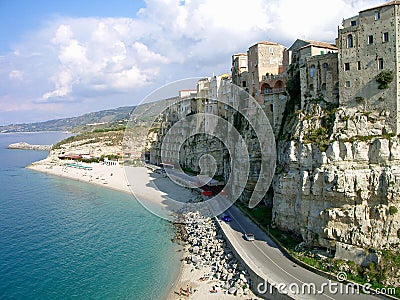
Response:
146,167,384,299
218,205,380,300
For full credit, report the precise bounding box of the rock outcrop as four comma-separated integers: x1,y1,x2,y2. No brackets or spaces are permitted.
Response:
273,102,400,251
8,142,52,151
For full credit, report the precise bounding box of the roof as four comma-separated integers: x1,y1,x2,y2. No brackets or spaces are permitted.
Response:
359,1,400,13
298,41,338,51
249,41,282,48
289,39,337,51
232,53,247,56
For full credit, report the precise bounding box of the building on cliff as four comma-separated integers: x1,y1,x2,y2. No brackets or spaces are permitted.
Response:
247,41,286,104
338,1,400,134
145,1,400,264
231,53,248,91
300,51,339,109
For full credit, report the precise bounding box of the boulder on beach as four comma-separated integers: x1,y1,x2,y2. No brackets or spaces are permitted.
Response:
228,287,237,294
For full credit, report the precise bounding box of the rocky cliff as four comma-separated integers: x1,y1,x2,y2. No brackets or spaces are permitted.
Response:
273,99,400,251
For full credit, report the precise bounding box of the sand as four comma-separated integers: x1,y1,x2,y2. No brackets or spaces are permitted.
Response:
28,161,131,193
28,159,259,299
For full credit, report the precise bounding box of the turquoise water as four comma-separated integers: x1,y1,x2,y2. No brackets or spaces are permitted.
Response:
0,132,180,299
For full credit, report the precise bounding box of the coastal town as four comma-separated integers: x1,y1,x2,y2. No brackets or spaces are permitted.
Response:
8,1,400,299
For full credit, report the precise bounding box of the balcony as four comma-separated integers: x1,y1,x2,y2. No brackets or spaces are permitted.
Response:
263,87,286,95
262,73,286,81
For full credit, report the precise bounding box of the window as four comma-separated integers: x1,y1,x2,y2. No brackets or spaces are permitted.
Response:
351,20,357,26
269,47,274,54
345,81,351,88
270,104,273,112
242,81,247,87
378,58,384,70
383,32,389,42
344,63,350,71
368,35,374,44
358,61,361,70
347,34,353,48
375,11,380,20
310,65,316,77
322,63,329,69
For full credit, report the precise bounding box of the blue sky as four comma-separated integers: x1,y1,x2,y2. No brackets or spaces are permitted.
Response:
0,0,384,125
0,0,145,52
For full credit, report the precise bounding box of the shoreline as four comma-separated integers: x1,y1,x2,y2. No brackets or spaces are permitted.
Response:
27,158,260,299
26,159,204,299
27,160,132,195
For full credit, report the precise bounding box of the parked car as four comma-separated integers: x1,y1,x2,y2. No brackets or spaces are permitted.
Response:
221,215,232,222
244,233,255,241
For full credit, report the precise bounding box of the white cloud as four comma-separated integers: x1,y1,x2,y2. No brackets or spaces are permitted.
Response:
0,0,386,124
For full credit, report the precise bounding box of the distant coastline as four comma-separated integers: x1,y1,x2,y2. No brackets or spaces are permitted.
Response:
1,130,71,134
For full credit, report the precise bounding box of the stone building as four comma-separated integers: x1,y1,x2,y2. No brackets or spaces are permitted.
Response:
298,42,338,65
338,1,400,133
231,53,248,90
300,53,339,108
287,39,337,67
177,90,196,119
247,41,286,104
260,73,287,134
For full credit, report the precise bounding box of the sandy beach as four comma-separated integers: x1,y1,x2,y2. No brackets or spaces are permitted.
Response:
28,159,259,299
28,160,132,194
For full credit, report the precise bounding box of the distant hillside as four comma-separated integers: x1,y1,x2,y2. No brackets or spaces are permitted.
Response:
0,106,135,133
0,100,167,133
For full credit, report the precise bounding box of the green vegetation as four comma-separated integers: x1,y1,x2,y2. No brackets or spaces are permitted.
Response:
341,115,350,121
286,68,301,102
389,206,398,215
52,127,125,149
376,70,394,89
148,127,160,134
397,229,400,239
296,97,338,152
303,127,330,152
341,132,396,143
181,166,198,176
355,96,364,102
212,175,224,182
278,67,301,140
92,126,126,133
362,111,371,117
383,132,396,139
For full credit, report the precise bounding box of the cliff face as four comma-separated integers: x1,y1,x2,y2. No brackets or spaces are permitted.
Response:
273,101,400,251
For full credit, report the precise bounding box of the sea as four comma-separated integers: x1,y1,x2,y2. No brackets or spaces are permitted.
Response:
0,132,180,300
